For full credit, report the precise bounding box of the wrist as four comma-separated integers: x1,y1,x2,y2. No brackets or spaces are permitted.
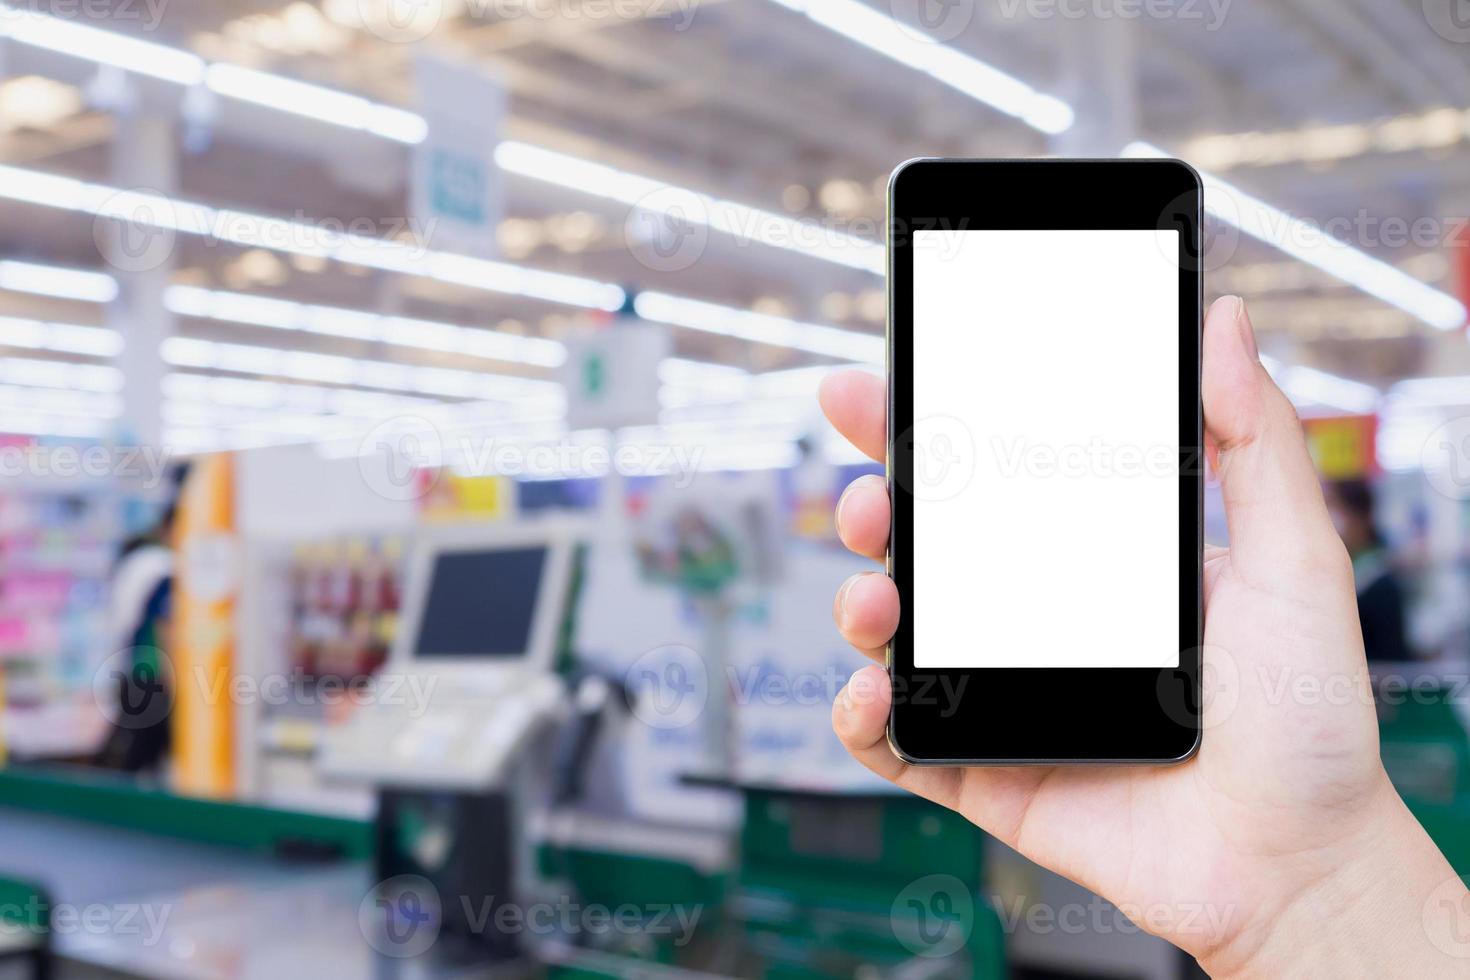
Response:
1201,777,1467,978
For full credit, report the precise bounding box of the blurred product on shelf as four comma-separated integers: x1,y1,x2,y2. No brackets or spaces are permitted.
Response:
287,535,404,683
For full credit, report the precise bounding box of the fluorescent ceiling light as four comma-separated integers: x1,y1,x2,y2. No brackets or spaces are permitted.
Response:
1387,375,1470,407
0,383,119,419
0,356,123,392
496,142,884,274
159,336,565,406
204,64,427,144
0,315,123,357
0,162,626,313
1124,142,1468,331
0,7,424,142
1259,354,1380,414
0,164,876,363
0,6,206,85
766,0,1073,134
0,260,119,303
636,291,884,363
7,7,878,275
0,412,110,439
165,285,567,368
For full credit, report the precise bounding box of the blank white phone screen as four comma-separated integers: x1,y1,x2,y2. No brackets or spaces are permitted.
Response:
911,229,1180,669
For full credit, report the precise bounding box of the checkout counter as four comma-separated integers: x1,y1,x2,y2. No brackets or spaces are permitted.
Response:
0,517,1008,978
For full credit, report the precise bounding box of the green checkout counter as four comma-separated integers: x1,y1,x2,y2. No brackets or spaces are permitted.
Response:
0,678,1467,979
0,766,1003,979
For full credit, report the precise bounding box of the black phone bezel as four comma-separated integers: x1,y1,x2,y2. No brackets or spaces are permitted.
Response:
887,158,1203,765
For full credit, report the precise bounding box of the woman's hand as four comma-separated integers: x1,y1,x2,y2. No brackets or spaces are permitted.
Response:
821,296,1468,976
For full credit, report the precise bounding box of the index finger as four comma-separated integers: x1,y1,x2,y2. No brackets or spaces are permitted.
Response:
818,369,886,463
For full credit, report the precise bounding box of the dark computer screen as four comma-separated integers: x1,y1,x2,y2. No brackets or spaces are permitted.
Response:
412,547,549,657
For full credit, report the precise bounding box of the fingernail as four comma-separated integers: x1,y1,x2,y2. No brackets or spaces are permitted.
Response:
836,574,862,625
1229,295,1258,361
834,475,880,539
834,482,857,538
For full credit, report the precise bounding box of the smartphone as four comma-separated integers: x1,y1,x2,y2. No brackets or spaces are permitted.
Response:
887,159,1202,765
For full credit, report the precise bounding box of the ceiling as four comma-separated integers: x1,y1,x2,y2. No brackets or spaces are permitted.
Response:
0,0,1468,456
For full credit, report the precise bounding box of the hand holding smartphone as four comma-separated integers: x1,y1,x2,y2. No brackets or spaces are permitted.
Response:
824,165,1464,976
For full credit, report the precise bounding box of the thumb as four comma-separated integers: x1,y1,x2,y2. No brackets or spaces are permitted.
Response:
1202,296,1348,586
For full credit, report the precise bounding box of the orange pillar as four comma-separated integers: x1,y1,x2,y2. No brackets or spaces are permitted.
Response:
170,453,237,798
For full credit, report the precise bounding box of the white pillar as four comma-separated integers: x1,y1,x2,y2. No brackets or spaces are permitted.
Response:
103,109,177,450
1049,13,1138,157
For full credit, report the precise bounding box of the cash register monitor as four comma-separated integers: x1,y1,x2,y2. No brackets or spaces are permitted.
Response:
412,547,548,658
392,523,578,674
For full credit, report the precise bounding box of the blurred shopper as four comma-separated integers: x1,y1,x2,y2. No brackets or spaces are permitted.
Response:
94,465,189,773
1325,478,1413,663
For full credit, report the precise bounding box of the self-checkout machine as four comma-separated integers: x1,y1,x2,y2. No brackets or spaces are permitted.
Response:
318,517,587,964
568,454,1006,979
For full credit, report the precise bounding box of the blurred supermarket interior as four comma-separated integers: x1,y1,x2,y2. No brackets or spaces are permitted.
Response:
0,0,1469,977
